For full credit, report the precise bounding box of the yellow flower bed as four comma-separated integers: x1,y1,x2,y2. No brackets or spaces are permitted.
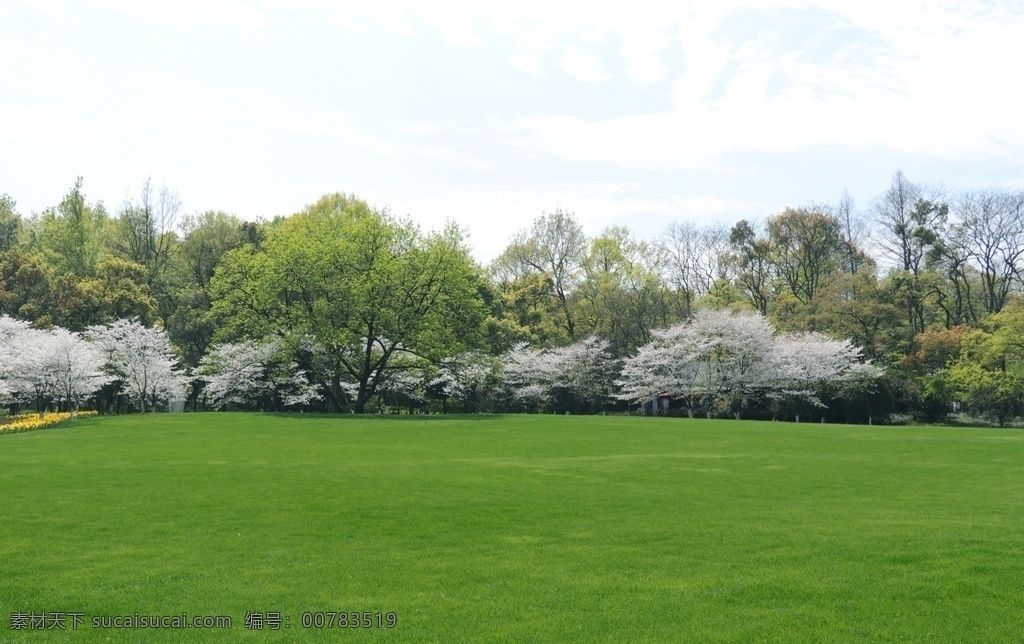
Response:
0,410,99,435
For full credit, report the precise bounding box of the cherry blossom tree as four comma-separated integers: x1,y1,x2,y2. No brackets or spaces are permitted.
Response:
500,336,615,413
88,318,186,413
0,315,33,402
0,319,52,414
376,367,427,413
47,327,110,419
429,351,498,413
500,342,559,411
770,332,880,421
1,316,108,418
550,335,617,412
198,339,319,410
618,309,776,417
618,309,877,419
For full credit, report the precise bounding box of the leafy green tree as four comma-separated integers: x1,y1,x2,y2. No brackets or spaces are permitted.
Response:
576,226,676,355
35,178,110,277
0,248,58,326
765,207,847,305
891,325,974,421
491,210,586,340
0,194,21,253
180,211,246,293
947,353,1024,427
77,257,159,327
728,220,774,315
486,272,566,350
0,246,158,330
210,193,485,413
945,307,1024,425
162,211,250,367
115,179,182,321
870,172,949,337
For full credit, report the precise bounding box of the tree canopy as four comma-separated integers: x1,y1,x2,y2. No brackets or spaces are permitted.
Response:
210,193,485,413
5,173,1024,423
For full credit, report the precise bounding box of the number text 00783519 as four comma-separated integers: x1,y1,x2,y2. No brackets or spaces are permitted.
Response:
300,612,397,629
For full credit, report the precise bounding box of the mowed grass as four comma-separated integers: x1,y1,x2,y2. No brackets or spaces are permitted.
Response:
2,414,1024,642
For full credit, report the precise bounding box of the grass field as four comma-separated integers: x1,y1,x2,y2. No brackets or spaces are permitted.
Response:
2,413,1023,642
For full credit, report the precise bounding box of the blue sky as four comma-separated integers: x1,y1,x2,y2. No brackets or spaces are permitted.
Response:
3,0,1023,261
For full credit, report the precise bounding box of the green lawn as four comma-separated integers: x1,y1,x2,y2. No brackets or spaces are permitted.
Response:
2,413,1023,642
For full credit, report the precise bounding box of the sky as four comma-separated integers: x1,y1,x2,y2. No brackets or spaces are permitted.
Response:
3,0,1024,262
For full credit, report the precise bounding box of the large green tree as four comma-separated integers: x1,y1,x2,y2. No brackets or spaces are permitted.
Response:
0,194,21,253
211,193,485,412
115,178,182,322
491,210,586,340
575,226,676,355
35,178,111,277
164,211,250,366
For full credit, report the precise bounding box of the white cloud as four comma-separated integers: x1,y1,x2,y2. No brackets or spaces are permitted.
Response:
416,4,487,47
0,106,96,146
15,0,69,16
508,49,545,76
248,107,490,172
502,2,1024,170
5,0,1024,248
558,44,611,83
328,0,414,37
90,0,264,27
619,24,670,84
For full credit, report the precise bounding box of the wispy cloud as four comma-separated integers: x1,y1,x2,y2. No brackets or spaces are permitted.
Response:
558,44,611,84
248,107,490,172
4,0,1023,248
14,0,69,16
499,2,1024,169
90,0,265,27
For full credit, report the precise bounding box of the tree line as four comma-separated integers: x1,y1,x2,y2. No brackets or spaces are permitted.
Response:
2,172,1024,424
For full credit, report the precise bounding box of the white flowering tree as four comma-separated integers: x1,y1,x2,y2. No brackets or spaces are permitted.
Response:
0,315,33,403
551,336,618,412
500,336,615,413
376,366,427,413
500,342,560,411
0,321,53,415
47,327,110,419
618,309,776,417
616,325,695,414
198,339,320,410
618,309,877,419
770,332,881,421
88,318,186,413
1,316,109,418
428,351,498,413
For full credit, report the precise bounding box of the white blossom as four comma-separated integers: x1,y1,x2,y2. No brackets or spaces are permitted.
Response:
618,310,775,410
0,315,35,400
618,309,877,417
500,336,615,412
771,332,882,408
430,351,496,404
88,318,186,412
199,338,321,410
0,316,109,416
47,327,111,416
